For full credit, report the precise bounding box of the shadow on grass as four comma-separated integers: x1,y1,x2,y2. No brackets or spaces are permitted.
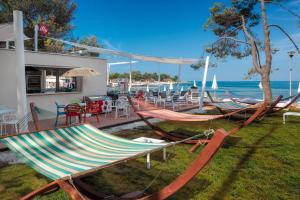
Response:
209,125,279,200
79,155,211,200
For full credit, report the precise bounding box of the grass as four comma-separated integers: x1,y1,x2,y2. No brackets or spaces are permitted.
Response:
0,111,299,200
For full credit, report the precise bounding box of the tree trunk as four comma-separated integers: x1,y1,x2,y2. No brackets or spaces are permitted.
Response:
260,0,273,103
261,73,272,102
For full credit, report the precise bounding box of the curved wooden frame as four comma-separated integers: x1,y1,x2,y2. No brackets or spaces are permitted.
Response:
226,91,300,112
270,92,300,113
207,91,285,117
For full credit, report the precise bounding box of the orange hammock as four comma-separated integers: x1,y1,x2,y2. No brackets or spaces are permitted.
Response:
127,96,269,153
132,96,253,122
137,108,241,121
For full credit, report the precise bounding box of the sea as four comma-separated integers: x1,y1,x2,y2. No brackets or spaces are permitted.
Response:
139,81,300,100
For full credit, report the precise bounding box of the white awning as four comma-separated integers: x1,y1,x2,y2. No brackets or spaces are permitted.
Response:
0,23,30,41
46,37,200,65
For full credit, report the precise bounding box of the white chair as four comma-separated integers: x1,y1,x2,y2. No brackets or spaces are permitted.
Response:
188,92,200,104
283,112,300,124
145,92,157,104
102,100,112,117
115,98,130,119
156,92,167,108
0,107,16,135
1,112,19,135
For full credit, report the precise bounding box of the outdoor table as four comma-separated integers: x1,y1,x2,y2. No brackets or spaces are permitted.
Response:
133,137,168,169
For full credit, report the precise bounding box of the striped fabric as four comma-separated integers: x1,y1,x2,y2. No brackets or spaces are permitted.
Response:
0,124,167,180
210,101,247,110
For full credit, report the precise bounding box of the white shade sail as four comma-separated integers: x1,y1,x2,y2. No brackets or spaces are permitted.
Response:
46,37,200,65
180,86,184,92
193,80,197,87
0,23,30,41
163,85,167,92
212,74,218,90
298,82,300,93
146,84,149,92
108,61,138,66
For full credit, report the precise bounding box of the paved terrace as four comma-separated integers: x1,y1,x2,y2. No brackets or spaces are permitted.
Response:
37,103,201,130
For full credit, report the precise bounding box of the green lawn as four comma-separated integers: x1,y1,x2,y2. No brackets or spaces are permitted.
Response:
0,112,299,200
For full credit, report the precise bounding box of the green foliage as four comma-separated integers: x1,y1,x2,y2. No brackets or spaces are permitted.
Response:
109,70,178,82
204,0,260,59
69,35,103,57
190,57,218,70
0,0,76,51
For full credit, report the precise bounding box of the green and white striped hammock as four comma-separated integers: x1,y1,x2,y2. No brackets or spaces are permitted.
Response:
0,124,167,180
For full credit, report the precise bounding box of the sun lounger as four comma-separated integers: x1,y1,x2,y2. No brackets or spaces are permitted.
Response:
283,112,300,124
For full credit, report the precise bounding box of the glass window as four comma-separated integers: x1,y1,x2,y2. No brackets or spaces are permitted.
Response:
26,66,82,94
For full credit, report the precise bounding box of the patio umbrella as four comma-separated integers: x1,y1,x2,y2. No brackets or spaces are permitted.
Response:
62,67,100,77
211,74,218,97
193,80,197,87
163,85,167,92
298,82,300,93
169,82,174,90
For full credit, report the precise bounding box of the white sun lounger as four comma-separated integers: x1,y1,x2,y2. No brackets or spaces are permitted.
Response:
283,112,300,124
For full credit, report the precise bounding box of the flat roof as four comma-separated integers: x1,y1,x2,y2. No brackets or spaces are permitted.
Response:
0,48,107,61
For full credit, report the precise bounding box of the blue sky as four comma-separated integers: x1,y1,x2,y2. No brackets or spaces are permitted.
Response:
72,0,300,81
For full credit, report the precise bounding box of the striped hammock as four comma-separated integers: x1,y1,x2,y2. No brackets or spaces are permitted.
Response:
209,101,247,110
0,124,167,180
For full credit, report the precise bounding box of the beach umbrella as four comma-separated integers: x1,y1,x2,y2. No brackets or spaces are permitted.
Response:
193,80,197,87
298,82,300,93
259,82,263,89
259,82,264,100
211,74,218,97
146,84,149,92
163,85,167,92
62,67,100,77
169,82,174,90
180,86,184,92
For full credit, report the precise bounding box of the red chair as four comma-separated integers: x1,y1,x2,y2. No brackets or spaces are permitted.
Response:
64,104,82,125
86,101,102,122
136,90,144,99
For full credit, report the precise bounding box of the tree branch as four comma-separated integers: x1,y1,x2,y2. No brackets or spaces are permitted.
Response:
269,24,300,54
219,37,250,45
270,1,300,20
241,15,263,74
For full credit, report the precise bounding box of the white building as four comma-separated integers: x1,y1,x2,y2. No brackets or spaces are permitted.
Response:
0,49,107,112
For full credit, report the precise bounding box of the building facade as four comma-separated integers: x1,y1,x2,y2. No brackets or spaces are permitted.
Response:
0,49,107,112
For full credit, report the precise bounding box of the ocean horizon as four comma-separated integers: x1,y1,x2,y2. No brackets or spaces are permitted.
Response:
138,81,300,99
